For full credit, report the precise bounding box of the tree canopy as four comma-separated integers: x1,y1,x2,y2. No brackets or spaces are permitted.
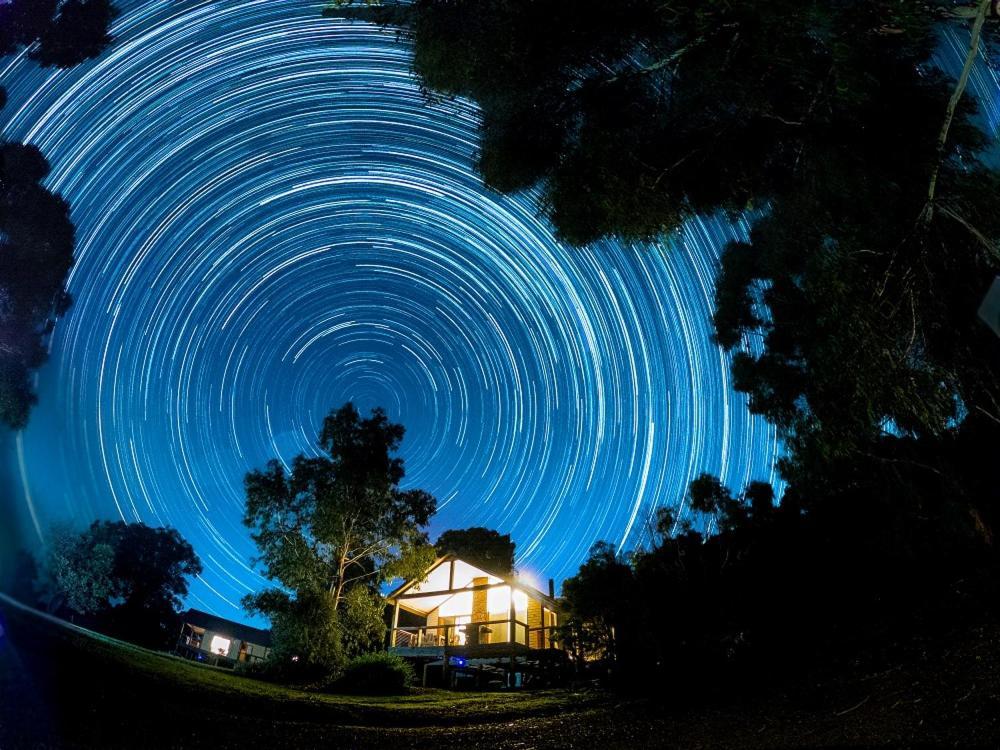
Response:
0,139,75,429
0,0,117,429
435,527,515,574
37,521,202,648
347,0,1000,533
0,0,117,68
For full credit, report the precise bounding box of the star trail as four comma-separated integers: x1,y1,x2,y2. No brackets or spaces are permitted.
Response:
1,0,791,622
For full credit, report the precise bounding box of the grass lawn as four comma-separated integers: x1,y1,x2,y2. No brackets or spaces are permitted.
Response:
0,594,610,748
3,593,1000,749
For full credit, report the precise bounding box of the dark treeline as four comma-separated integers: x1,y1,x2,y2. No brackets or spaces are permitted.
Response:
561,428,999,692
0,0,116,431
323,0,1000,691
9,520,202,650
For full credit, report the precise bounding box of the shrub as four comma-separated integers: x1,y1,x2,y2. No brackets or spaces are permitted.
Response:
328,652,415,695
232,659,268,679
243,589,345,685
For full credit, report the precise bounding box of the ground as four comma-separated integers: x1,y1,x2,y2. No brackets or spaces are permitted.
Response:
1,593,998,749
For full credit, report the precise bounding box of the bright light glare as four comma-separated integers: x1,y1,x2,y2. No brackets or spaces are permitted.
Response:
439,591,472,617
516,569,545,594
210,635,231,654
487,585,511,613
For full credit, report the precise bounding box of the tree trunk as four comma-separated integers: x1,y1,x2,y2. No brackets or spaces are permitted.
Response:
330,551,348,610
923,0,992,224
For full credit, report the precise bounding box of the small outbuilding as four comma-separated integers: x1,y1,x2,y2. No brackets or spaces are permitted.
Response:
175,609,271,667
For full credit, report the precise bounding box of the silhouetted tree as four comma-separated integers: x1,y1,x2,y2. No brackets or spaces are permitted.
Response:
36,521,201,648
243,403,436,674
0,5,116,429
562,449,1000,694
435,527,515,574
560,542,637,670
0,141,75,429
0,0,117,68
348,1,1000,530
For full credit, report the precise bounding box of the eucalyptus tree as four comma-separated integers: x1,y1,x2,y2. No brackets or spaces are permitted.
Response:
243,403,436,666
435,526,515,574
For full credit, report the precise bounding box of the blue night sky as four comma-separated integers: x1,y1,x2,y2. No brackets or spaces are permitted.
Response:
2,1,996,626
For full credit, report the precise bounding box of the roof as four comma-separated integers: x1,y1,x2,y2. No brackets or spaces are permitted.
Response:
182,609,272,647
386,553,559,613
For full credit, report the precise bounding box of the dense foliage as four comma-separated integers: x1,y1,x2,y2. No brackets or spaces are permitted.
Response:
394,1,1000,479
562,447,1000,691
435,527,515,574
0,0,117,68
243,403,436,675
0,132,75,429
33,521,202,649
329,651,416,695
0,2,116,429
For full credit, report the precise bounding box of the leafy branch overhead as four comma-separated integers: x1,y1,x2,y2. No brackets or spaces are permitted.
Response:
0,0,118,68
346,0,1000,516
0,0,118,429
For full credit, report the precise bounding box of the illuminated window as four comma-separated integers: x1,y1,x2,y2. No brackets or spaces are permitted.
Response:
454,615,470,645
210,635,231,655
487,585,511,614
438,591,472,617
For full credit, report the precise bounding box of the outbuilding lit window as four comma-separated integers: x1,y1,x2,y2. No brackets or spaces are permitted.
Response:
210,635,231,655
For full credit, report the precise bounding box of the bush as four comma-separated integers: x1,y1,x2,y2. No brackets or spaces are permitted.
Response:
328,652,415,695
243,589,345,685
232,659,268,679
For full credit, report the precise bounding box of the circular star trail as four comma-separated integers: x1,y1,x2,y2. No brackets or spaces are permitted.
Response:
0,0,786,620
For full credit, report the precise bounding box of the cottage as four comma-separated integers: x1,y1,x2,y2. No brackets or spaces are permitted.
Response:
386,554,564,686
175,609,271,667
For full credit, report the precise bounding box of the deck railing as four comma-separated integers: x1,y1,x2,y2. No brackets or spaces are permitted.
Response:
391,620,562,650
391,618,531,649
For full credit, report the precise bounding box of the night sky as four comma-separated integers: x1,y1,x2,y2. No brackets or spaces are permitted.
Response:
3,1,996,625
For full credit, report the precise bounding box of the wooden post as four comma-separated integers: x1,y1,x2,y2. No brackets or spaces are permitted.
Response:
442,627,451,687
389,600,400,649
509,593,516,645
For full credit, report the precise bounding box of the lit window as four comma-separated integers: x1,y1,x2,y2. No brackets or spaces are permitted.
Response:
487,585,511,614
210,635,231,655
439,590,473,617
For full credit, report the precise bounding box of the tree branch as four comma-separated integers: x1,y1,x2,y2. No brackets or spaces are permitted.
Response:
922,0,992,225
604,38,706,85
936,204,1000,262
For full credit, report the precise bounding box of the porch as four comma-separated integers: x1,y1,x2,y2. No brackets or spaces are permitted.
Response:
387,555,561,659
